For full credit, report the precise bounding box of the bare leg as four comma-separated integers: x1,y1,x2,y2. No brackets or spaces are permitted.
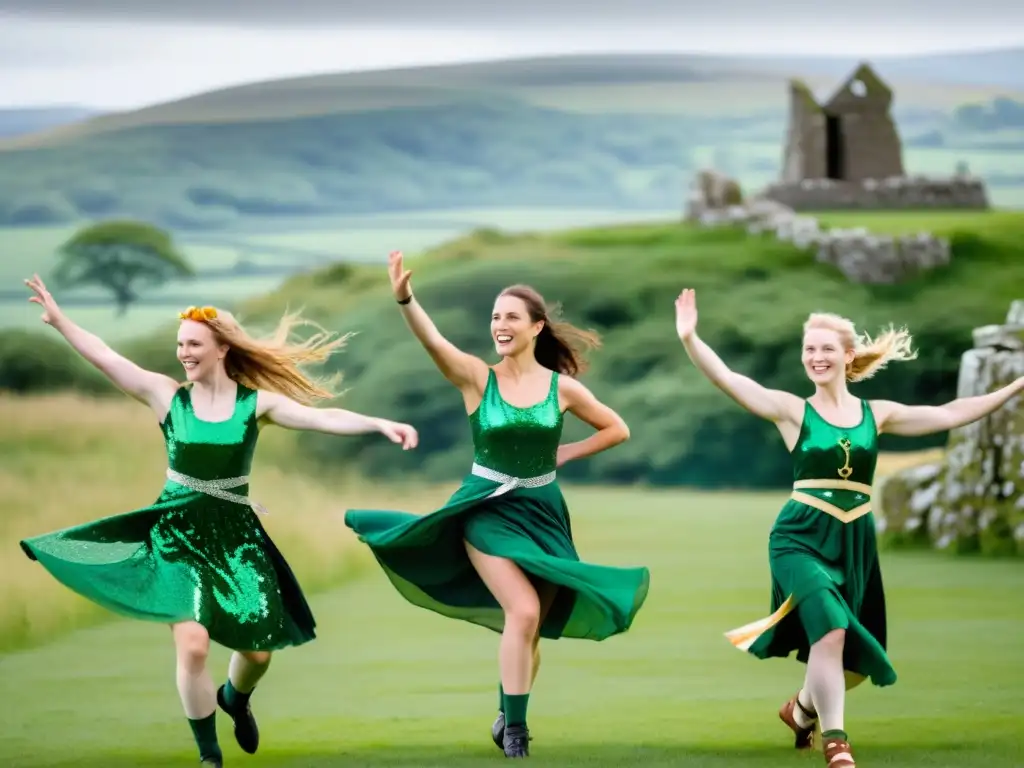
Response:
805,629,856,765
466,542,540,696
227,650,273,695
218,649,272,754
172,622,221,763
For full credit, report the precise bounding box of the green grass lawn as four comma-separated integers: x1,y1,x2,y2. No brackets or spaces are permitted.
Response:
814,209,1024,235
3,486,1022,767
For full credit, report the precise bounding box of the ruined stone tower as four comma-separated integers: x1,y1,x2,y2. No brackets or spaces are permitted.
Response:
781,63,905,184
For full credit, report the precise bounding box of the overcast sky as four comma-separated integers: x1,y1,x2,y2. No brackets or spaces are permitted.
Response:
2,2,1022,109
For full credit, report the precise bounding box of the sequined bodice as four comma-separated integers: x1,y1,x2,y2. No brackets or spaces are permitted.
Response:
470,369,562,477
794,399,878,485
161,384,260,482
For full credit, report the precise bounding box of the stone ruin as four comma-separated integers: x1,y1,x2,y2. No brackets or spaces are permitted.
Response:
767,62,990,211
876,301,1024,556
684,170,952,284
679,62,997,283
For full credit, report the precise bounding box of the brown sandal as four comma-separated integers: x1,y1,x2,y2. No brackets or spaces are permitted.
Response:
778,691,816,749
822,735,855,766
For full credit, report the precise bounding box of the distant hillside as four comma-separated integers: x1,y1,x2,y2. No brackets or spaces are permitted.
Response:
4,51,1023,145
1,52,1022,232
0,107,102,140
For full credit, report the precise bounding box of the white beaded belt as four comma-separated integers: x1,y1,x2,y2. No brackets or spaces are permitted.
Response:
166,469,268,515
471,462,556,499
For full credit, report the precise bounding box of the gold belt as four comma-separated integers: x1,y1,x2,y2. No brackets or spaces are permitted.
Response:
790,478,872,523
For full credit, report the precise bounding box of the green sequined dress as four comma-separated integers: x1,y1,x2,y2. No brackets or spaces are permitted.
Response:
344,369,651,641
725,399,896,687
20,384,316,651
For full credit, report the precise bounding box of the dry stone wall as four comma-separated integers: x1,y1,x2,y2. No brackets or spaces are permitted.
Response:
683,171,953,284
876,301,1024,556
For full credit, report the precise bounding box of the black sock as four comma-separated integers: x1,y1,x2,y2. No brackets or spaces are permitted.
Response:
504,693,529,728
498,683,504,713
223,679,251,710
188,712,222,761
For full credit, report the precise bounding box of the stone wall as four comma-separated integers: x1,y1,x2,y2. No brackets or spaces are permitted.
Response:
876,301,1024,556
760,174,990,211
684,174,952,284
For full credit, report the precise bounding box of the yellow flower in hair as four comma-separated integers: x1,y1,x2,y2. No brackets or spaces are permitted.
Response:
178,306,218,322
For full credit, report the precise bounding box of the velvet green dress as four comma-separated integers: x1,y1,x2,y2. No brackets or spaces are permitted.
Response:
344,369,651,640
20,384,316,651
725,399,896,687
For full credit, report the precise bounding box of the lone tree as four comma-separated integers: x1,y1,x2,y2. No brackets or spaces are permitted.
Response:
52,220,195,315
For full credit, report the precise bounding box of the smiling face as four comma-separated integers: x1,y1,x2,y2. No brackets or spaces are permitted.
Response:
176,320,228,382
802,327,854,386
491,294,544,358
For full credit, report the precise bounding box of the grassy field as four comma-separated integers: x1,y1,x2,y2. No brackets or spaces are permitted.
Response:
813,209,1024,235
1,460,1021,766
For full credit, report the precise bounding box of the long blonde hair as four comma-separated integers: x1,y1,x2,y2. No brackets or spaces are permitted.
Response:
803,312,917,383
179,305,349,404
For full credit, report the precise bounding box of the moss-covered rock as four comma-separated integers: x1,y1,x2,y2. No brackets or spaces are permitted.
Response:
881,300,1024,557
876,461,943,548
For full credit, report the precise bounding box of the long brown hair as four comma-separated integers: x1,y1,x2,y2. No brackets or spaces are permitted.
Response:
179,305,349,404
803,312,917,382
498,285,601,377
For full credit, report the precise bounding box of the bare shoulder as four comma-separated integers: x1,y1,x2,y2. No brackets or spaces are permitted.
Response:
254,389,287,419
556,371,586,395
148,373,185,406
867,399,897,428
774,389,806,425
556,372,599,409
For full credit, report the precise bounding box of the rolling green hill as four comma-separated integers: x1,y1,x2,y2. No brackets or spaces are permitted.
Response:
10,209,1005,490
2,53,1023,234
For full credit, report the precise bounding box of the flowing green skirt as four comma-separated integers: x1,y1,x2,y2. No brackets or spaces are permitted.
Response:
725,500,896,687
20,482,316,651
344,472,650,640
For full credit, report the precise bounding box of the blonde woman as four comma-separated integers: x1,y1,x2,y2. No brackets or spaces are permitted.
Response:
674,288,1023,768
19,275,418,767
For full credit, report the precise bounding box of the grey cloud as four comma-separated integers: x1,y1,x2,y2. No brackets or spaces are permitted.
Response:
1,0,1019,27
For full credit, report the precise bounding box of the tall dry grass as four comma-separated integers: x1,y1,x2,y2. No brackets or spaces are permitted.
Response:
0,392,441,653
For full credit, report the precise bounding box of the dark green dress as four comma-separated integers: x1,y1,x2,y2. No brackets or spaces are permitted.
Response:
725,399,896,687
20,384,316,651
344,369,651,640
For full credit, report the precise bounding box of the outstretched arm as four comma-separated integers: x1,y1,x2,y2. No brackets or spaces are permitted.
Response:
874,376,1024,437
675,289,801,424
25,275,178,413
258,391,419,449
388,250,487,391
556,377,629,466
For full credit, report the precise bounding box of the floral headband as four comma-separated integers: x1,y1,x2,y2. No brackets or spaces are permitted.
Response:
179,306,218,322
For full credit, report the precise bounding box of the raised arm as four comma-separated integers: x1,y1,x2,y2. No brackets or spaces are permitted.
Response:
675,289,801,424
25,275,178,414
388,250,488,390
874,375,1024,437
257,390,418,449
555,376,630,466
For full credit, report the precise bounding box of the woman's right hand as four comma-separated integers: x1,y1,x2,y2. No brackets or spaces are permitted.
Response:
25,274,63,326
674,288,698,340
388,250,413,302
